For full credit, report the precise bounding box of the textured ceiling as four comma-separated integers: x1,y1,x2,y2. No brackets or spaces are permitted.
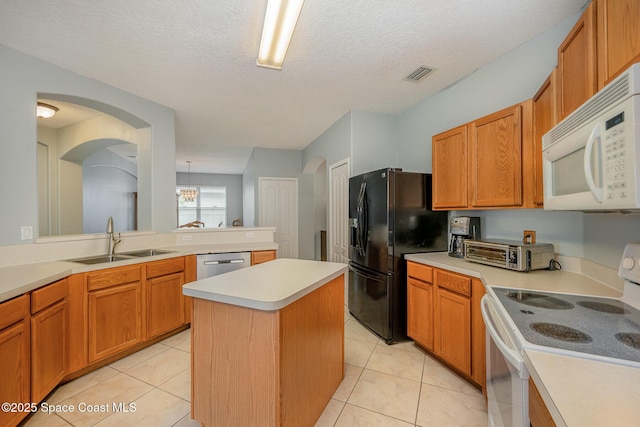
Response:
1,0,587,173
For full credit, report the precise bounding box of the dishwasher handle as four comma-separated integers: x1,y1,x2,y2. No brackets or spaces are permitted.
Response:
481,295,524,371
203,259,246,265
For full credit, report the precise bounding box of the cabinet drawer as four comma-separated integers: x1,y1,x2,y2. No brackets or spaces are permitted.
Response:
251,250,276,265
87,265,142,291
146,257,185,279
434,269,471,297
31,278,68,314
0,294,29,330
407,262,433,283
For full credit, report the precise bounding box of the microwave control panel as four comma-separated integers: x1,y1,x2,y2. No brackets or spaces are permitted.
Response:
604,111,628,200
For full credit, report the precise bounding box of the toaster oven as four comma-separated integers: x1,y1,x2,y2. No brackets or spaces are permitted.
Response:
464,239,555,272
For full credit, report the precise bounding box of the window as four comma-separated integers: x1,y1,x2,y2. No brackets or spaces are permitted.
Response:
176,186,227,227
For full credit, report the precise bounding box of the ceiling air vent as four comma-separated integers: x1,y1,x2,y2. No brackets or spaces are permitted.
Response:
403,66,435,82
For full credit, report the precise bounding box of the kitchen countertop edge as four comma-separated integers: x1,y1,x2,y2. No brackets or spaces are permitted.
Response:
182,258,347,311
0,242,279,303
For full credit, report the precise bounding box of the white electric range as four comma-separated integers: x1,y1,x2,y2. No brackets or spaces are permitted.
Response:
482,243,640,427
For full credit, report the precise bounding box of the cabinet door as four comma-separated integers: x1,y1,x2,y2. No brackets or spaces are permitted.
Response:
88,282,142,362
557,1,597,120
529,378,557,427
597,0,640,88
532,71,557,207
147,272,185,339
0,299,30,427
434,288,471,375
432,125,468,209
31,300,66,402
407,277,434,351
469,104,522,208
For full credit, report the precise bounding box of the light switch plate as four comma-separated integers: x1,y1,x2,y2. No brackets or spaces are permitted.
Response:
21,225,33,240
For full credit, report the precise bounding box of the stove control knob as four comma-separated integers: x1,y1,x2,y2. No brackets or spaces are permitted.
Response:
622,257,635,270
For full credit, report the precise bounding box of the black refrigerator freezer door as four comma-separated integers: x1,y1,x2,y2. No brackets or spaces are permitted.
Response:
348,262,395,343
349,170,391,272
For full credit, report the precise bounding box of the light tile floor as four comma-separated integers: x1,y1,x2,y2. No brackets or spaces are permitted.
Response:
23,308,488,427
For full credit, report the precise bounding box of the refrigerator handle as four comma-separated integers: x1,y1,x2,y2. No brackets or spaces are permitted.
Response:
356,182,367,256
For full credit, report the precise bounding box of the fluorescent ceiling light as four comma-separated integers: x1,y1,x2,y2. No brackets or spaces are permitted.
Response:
257,0,305,70
37,102,59,118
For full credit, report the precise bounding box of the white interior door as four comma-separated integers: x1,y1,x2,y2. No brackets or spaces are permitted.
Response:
259,178,299,259
329,159,349,264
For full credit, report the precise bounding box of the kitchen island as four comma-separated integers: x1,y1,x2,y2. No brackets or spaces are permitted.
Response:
182,258,347,427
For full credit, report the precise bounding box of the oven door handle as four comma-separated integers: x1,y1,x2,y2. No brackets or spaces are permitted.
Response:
481,295,523,369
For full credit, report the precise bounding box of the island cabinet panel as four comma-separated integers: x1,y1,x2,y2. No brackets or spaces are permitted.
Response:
30,278,68,403
192,301,279,427
279,275,344,426
191,273,345,427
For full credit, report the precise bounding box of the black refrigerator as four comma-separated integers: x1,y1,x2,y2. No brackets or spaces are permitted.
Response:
348,168,448,344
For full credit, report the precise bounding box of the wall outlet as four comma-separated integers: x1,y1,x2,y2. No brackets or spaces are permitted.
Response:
246,232,255,239
182,235,193,241
523,230,536,244
21,225,33,240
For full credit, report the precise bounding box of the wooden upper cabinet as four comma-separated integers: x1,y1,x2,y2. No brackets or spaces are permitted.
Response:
532,70,557,207
432,125,468,209
596,0,640,88
557,1,597,120
469,104,523,208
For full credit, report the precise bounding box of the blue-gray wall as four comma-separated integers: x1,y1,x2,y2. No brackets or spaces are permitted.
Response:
176,172,243,228
301,11,640,269
0,45,176,245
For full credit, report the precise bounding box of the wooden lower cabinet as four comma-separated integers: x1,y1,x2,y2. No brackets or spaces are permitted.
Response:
529,378,556,427
407,261,485,389
88,281,143,363
0,294,31,427
147,272,185,339
434,287,471,374
251,249,277,265
407,276,434,352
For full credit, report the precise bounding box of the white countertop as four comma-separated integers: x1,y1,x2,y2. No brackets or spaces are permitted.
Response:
182,258,347,311
0,242,278,303
405,252,622,297
406,252,637,427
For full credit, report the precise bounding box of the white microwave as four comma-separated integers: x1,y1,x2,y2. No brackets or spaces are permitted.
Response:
543,63,640,211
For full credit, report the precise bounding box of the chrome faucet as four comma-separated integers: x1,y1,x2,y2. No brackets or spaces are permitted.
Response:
106,216,122,255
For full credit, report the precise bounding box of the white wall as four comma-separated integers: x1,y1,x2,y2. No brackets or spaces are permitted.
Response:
0,45,176,246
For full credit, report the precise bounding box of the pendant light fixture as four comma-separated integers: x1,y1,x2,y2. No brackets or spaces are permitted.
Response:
256,0,305,70
37,102,59,118
180,161,199,202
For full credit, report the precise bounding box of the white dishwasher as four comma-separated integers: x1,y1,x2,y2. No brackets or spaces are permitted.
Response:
196,252,251,280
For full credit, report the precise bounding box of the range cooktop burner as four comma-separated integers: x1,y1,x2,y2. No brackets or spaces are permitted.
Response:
616,333,640,350
530,322,592,343
506,291,574,310
577,300,628,314
493,287,640,364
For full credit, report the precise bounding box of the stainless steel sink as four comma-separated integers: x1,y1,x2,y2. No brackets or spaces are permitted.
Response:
120,249,176,257
67,254,135,265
